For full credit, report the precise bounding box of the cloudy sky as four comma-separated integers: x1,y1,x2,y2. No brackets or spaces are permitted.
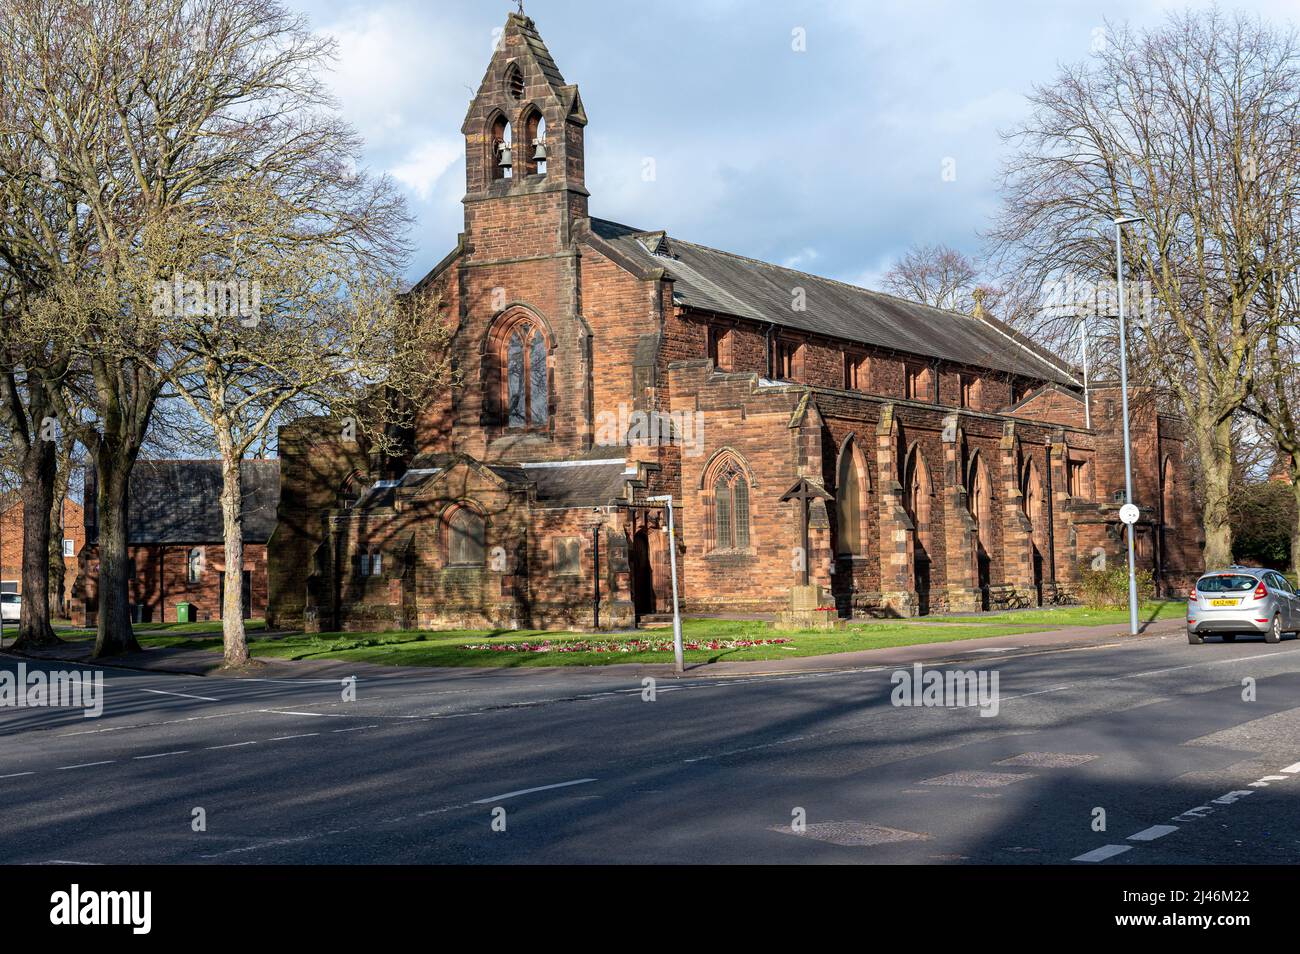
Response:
296,0,1297,287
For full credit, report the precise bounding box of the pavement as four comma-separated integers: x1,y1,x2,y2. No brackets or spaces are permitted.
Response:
1,616,1298,864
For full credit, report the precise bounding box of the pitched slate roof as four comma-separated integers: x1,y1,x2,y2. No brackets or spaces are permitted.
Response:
351,451,631,513
512,460,631,508
589,218,1076,386
86,460,281,545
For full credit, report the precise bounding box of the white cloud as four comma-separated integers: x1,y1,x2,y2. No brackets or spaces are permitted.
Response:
783,248,820,270
390,139,462,201
316,4,476,152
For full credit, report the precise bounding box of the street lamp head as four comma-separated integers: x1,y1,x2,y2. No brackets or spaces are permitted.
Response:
1114,215,1144,226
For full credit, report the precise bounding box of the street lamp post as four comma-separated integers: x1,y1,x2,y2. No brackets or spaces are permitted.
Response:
1115,215,1144,637
1080,320,1092,430
646,495,683,674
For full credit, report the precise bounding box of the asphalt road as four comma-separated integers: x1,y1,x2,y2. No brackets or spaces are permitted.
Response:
1,631,1299,864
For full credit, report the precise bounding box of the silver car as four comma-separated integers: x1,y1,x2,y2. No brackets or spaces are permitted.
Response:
1187,567,1300,644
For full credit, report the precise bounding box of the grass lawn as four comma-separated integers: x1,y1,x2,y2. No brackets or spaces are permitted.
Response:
53,602,1183,668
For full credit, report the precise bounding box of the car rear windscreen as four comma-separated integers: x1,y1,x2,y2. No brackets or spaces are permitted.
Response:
1196,574,1257,592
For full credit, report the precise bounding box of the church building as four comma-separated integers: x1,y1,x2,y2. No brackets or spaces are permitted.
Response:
266,12,1201,633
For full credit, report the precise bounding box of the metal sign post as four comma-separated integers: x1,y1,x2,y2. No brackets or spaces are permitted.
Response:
1115,215,1145,637
646,495,683,673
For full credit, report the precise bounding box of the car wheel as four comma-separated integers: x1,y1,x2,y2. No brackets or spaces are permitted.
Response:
1266,615,1283,644
1187,628,1204,645
1221,633,1237,642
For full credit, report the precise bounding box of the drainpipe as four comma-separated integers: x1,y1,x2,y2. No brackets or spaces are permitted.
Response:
591,523,601,630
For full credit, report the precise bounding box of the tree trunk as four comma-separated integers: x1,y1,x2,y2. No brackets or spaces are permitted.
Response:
219,453,249,667
13,434,58,649
1197,418,1234,571
92,449,141,657
1291,459,1300,579
47,443,72,619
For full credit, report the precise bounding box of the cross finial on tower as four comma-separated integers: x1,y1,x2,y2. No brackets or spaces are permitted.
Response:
515,0,525,15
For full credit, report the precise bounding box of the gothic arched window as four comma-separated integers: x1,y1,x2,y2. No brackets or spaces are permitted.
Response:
704,452,752,552
1021,458,1043,530
836,438,868,556
447,507,486,567
966,451,993,545
902,443,934,551
495,315,550,429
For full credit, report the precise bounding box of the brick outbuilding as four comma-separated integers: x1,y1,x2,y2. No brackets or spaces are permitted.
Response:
72,460,280,626
0,493,84,611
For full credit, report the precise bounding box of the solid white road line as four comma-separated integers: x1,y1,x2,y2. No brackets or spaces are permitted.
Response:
136,687,219,702
1072,844,1132,862
472,777,597,804
1128,825,1179,842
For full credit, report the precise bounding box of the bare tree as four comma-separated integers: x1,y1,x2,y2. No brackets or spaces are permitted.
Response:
153,216,453,665
1246,263,1300,571
882,243,983,313
990,9,1300,569
3,0,420,656
0,80,84,647
47,431,81,619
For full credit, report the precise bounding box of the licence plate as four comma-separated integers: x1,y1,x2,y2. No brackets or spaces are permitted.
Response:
1209,598,1239,607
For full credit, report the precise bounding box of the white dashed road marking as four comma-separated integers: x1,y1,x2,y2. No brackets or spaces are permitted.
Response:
56,761,115,771
472,778,597,804
1079,759,1298,861
1073,844,1132,862
1128,825,1178,842
135,688,219,702
268,733,320,742
133,751,188,760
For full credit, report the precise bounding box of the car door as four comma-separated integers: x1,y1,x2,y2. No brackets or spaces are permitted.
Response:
1270,573,1296,629
1281,575,1299,630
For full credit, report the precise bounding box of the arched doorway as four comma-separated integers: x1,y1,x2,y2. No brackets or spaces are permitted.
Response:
967,449,993,611
630,527,656,617
833,436,870,616
902,443,935,616
1022,458,1045,606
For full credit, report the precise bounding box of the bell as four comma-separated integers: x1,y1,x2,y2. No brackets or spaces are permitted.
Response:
531,139,547,162
497,143,513,169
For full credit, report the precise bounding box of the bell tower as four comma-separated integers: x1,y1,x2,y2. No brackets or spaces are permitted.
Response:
449,12,596,463
461,12,589,255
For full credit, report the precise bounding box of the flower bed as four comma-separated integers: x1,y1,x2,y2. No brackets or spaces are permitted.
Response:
458,637,793,654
